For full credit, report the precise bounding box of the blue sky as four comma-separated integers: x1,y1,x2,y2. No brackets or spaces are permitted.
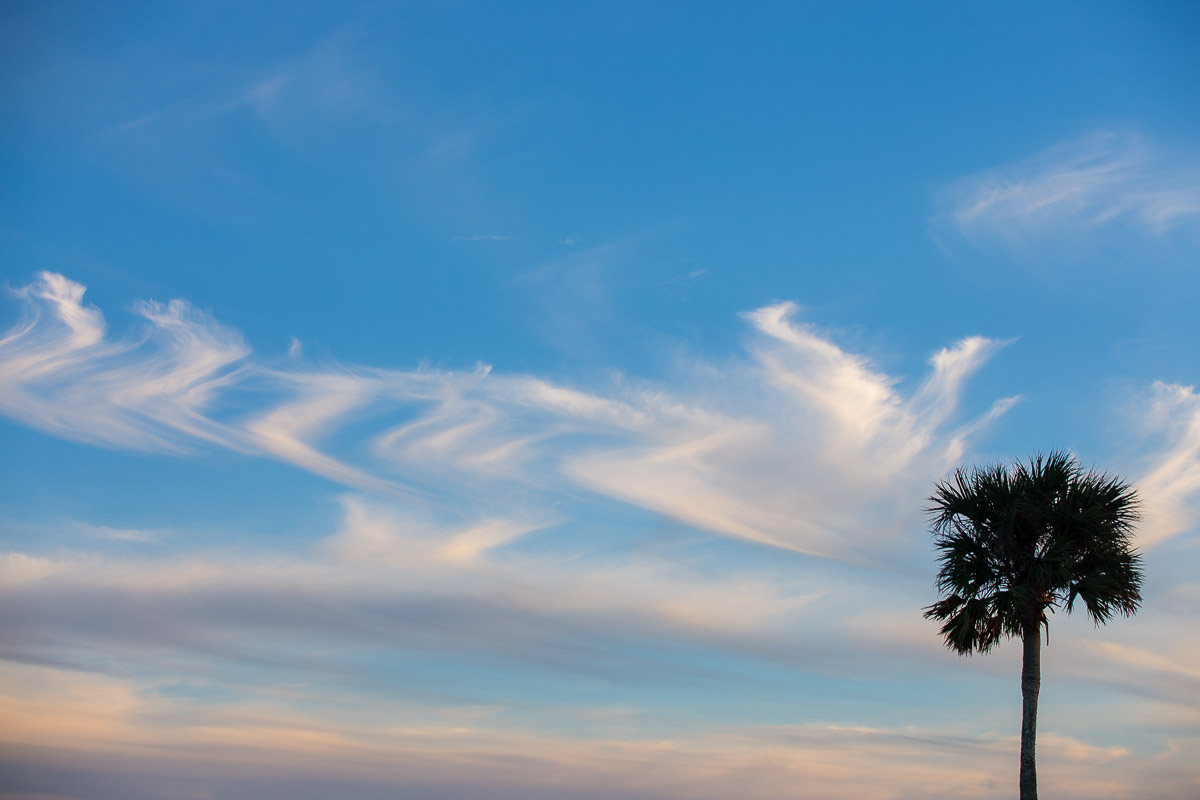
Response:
2,2,1199,798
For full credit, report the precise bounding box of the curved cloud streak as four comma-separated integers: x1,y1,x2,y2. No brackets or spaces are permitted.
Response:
934,131,1200,254
1,273,1016,560
5,273,1197,555
0,272,250,452
1137,382,1200,548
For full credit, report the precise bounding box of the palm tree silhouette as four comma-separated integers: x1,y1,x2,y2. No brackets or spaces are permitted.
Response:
924,452,1143,800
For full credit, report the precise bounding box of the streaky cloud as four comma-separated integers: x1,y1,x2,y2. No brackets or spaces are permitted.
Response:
1135,382,1200,548
0,273,1014,560
933,130,1200,255
0,272,250,453
2,657,1193,800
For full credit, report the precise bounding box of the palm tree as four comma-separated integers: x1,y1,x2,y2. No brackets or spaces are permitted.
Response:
924,452,1143,800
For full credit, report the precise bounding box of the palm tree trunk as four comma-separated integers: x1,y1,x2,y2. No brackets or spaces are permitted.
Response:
1020,622,1041,800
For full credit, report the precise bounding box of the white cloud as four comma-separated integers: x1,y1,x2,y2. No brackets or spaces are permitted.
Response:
1134,382,1200,548
0,273,1015,562
322,496,547,565
935,130,1200,252
242,369,405,493
0,272,250,453
83,524,165,543
0,552,66,588
557,303,1013,559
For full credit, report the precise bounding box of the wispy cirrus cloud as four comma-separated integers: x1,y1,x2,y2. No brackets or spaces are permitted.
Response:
1134,381,1200,548
0,273,1017,561
110,25,391,138
0,272,250,454
659,266,708,299
558,303,1015,560
934,131,1200,255
79,524,166,543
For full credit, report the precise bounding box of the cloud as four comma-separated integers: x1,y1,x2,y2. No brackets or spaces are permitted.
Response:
7,488,1185,702
1133,382,1200,548
82,525,165,543
90,25,419,232
2,487,1190,800
0,505,829,682
515,240,631,352
0,273,1015,561
322,496,547,565
659,266,708,298
241,369,407,493
934,130,1200,254
371,303,1013,560
558,303,1013,559
115,26,387,135
0,272,250,453
1,659,1194,800
453,234,516,241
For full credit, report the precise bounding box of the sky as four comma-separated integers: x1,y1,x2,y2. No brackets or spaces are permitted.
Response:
1,2,1199,798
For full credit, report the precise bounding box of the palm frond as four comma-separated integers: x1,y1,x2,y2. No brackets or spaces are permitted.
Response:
926,452,1143,655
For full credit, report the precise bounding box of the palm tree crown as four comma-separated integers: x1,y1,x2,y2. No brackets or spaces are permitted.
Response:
924,451,1143,654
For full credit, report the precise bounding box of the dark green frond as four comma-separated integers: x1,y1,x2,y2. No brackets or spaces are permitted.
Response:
926,452,1144,655
1066,547,1144,624
925,595,1003,654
